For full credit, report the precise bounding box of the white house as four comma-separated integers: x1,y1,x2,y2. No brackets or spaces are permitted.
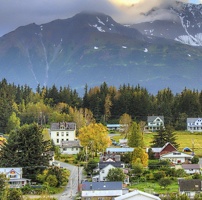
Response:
181,164,201,175
146,116,164,132
60,140,82,154
81,181,124,199
187,118,202,132
0,168,30,188
160,151,193,164
50,122,76,145
114,190,161,200
100,164,115,182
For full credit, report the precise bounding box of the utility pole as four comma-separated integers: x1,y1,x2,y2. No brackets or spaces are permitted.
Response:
70,178,72,198
78,164,80,192
192,139,195,156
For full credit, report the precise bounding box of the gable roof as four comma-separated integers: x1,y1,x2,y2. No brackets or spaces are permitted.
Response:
82,181,122,191
101,164,116,171
0,168,22,175
187,118,202,123
147,116,164,122
146,142,177,153
182,164,200,170
99,161,124,169
114,190,161,200
179,179,202,192
50,122,76,131
161,142,177,152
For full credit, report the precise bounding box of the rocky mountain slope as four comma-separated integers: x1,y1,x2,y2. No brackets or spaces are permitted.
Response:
0,5,202,95
131,1,202,46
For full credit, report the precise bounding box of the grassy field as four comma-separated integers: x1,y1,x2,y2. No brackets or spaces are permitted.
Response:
130,180,179,194
111,131,202,157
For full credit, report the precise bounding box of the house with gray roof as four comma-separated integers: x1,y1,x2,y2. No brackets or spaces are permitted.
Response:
60,140,82,154
182,164,201,175
145,116,165,132
81,181,126,199
98,161,125,170
178,179,202,199
187,118,202,132
50,122,76,145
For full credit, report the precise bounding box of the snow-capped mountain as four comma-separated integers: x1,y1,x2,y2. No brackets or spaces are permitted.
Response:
0,9,202,95
131,2,202,46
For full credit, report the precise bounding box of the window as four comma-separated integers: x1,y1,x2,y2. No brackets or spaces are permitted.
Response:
56,132,59,136
66,139,69,141
102,170,104,173
9,175,16,178
173,152,181,155
57,139,59,143
66,132,69,136
61,132,64,136
60,125,65,130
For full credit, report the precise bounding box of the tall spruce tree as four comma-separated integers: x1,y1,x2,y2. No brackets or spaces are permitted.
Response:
0,123,51,180
151,125,179,148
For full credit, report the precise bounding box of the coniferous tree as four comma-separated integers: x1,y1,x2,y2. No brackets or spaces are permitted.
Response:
0,123,51,180
151,126,179,148
0,79,15,133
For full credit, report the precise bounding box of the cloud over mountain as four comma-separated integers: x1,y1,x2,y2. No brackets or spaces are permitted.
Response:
0,0,194,36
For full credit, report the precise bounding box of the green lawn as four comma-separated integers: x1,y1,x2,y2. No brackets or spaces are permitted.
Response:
129,180,179,194
111,131,202,156
144,131,202,156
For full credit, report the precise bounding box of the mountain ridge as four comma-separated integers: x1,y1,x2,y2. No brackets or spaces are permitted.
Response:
0,8,202,95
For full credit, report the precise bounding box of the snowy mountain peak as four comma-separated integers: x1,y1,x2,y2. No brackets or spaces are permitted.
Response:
132,1,202,46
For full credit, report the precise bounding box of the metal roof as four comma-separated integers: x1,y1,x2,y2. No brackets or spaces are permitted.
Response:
82,181,122,191
106,148,134,153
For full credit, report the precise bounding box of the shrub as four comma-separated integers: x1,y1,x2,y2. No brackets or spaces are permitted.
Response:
154,171,166,181
46,175,58,187
159,177,172,188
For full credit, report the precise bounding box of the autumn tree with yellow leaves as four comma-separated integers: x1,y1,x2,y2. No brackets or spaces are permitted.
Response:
131,147,148,167
119,113,132,138
78,123,111,158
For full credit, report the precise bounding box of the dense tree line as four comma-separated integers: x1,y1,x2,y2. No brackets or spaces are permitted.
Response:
0,78,202,133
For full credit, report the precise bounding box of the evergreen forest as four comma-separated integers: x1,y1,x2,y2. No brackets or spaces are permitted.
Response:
0,78,201,133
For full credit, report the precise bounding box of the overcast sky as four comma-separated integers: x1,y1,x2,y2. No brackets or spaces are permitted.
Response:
0,0,201,37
